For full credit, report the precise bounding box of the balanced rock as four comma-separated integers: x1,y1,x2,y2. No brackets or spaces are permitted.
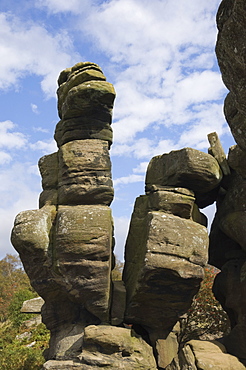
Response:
145,148,222,196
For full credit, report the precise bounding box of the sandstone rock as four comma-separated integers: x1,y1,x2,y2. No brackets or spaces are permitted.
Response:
21,297,44,313
38,152,58,190
123,195,208,330
54,117,113,148
11,206,57,296
80,325,157,369
216,0,246,150
224,92,246,151
42,360,84,369
58,139,113,205
60,80,115,121
39,189,58,208
228,145,246,178
208,131,231,176
147,186,195,219
54,205,113,322
149,329,179,369
57,66,106,115
187,339,246,370
145,148,222,195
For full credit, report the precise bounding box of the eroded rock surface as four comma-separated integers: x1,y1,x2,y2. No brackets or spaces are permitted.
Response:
207,0,246,365
11,62,116,362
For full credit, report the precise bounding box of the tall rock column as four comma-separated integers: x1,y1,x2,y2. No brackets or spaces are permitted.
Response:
11,62,116,360
123,147,222,368
209,0,246,363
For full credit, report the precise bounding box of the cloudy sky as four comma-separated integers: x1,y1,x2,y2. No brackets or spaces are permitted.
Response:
0,0,235,261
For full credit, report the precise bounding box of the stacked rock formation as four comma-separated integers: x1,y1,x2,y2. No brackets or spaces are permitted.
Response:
11,62,116,360
11,63,160,369
10,1,246,367
208,0,246,364
122,147,222,368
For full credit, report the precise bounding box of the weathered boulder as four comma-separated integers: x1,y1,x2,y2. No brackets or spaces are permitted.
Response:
166,340,246,370
145,148,222,198
58,139,113,205
21,297,44,313
186,340,245,370
123,195,208,331
79,325,157,369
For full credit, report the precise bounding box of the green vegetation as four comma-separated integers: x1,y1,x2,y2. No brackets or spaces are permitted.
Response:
0,254,230,368
179,264,230,345
0,254,49,370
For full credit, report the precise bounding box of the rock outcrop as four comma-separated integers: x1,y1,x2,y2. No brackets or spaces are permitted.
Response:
11,62,116,361
208,0,246,365
10,1,246,367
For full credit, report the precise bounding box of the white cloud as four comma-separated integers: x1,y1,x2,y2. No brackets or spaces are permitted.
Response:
0,121,27,149
35,0,89,13
31,103,39,114
33,126,50,134
0,151,12,165
113,174,145,187
0,13,81,97
30,138,57,154
133,162,149,174
81,0,226,153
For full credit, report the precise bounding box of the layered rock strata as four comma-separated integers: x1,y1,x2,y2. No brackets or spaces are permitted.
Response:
208,0,246,364
122,148,222,368
11,62,116,361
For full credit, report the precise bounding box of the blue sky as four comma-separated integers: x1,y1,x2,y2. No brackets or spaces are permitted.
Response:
0,0,235,261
